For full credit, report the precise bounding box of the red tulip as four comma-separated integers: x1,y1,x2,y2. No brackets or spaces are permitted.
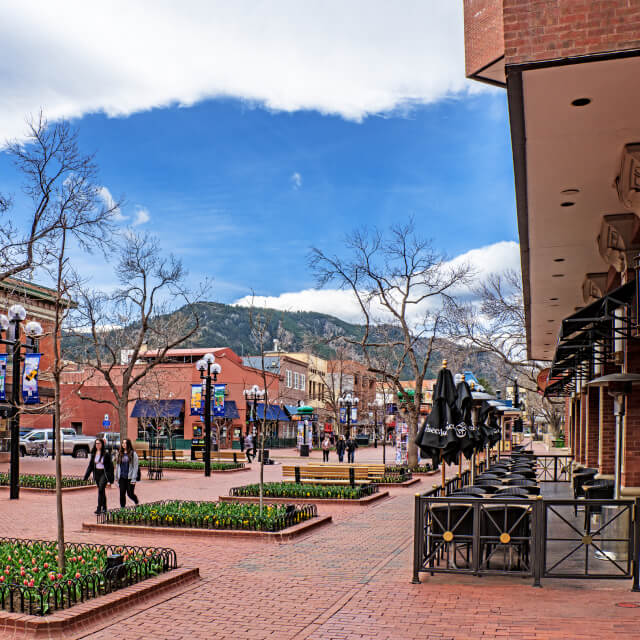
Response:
57,573,62,579
0,576,4,582
43,563,48,569
28,580,34,587
75,572,81,579
23,579,27,585
49,574,55,581
4,569,9,575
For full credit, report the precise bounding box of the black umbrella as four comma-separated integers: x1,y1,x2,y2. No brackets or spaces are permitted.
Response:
415,365,460,467
455,379,477,460
477,400,494,447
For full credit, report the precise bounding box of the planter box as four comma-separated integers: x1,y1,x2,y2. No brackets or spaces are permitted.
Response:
152,465,249,474
0,567,199,639
83,515,332,541
0,484,95,493
219,491,389,506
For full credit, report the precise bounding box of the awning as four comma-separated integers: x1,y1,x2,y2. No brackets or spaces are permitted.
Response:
283,405,299,418
131,399,184,418
547,281,635,396
223,400,239,420
250,403,290,422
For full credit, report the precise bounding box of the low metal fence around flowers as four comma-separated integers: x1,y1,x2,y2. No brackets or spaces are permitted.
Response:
99,500,318,532
0,473,94,489
0,537,177,616
229,482,379,500
138,460,245,471
378,466,413,483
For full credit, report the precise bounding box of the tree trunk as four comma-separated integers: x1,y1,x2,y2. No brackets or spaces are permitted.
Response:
54,372,65,572
118,399,129,442
407,404,419,468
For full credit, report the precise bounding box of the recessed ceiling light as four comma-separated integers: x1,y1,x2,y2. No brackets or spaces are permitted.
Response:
561,201,575,207
550,297,558,301
544,343,550,346
548,320,555,323
552,274,564,277
561,188,580,194
571,98,591,107
546,332,553,335
554,258,565,262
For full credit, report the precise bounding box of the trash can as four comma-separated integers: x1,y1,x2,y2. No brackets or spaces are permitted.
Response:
300,444,310,457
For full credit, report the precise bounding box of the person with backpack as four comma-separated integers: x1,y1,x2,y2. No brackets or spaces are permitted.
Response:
321,434,331,462
336,435,346,463
346,436,357,463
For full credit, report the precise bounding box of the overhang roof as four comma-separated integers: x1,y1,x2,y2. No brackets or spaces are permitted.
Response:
508,54,640,361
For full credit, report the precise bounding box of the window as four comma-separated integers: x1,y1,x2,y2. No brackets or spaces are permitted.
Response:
286,370,292,388
294,371,300,390
71,422,83,434
354,374,359,385
301,374,306,392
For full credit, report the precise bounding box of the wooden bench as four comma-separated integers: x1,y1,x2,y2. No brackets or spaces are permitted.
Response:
192,450,240,464
316,463,387,480
282,465,369,487
141,449,189,461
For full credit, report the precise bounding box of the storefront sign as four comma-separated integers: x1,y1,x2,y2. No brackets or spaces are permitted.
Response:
213,383,225,417
0,354,6,402
190,384,203,415
22,353,40,404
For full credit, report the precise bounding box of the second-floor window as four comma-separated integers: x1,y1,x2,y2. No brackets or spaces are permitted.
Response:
294,371,300,389
286,370,292,388
301,374,306,392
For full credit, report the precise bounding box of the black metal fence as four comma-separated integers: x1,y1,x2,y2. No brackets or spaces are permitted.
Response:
0,537,177,616
147,442,164,480
413,494,640,588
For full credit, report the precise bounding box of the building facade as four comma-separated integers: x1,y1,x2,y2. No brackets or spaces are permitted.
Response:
463,1,640,493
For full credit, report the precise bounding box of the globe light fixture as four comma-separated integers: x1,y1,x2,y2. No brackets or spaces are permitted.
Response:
7,304,26,321
24,321,43,338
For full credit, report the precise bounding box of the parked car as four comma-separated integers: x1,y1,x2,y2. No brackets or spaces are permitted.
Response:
19,429,94,458
95,432,120,453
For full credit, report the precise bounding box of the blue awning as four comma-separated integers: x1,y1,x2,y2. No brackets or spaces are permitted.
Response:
283,405,299,418
250,403,290,422
131,399,184,418
223,400,239,419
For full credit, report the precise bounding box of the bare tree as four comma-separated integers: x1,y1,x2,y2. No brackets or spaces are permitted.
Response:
448,268,564,434
310,221,471,467
71,231,201,441
0,113,117,282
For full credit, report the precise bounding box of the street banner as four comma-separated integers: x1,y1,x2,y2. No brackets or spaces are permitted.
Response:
339,407,346,424
213,383,225,417
351,407,358,423
190,384,203,415
0,354,6,402
22,353,41,404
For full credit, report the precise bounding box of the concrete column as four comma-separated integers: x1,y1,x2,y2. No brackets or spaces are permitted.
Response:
622,340,640,491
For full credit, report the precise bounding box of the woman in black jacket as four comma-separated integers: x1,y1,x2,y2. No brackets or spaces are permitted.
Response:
84,438,114,514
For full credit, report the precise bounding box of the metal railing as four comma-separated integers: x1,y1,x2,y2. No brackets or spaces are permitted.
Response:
147,442,163,480
413,494,640,588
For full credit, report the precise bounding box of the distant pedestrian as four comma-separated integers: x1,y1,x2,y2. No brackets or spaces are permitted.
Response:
321,435,331,462
239,433,245,452
114,439,140,508
336,435,346,463
84,438,114,515
245,433,254,462
346,436,357,463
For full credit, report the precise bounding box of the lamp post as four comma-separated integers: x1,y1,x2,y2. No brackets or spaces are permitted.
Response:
195,353,221,478
0,306,43,499
338,392,359,438
243,384,265,441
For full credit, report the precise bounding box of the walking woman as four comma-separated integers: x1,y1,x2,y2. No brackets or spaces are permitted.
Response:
321,434,331,462
84,437,114,514
336,435,346,463
114,439,140,508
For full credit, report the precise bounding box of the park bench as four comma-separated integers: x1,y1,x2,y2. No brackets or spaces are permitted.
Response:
192,450,241,464
317,463,411,482
140,448,188,461
282,464,369,487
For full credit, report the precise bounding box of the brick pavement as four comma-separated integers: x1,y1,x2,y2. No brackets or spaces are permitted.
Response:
0,449,638,639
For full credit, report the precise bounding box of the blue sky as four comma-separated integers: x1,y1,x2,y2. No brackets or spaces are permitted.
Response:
0,2,519,321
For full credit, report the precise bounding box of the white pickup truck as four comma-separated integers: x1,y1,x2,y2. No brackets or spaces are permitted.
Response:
19,429,95,458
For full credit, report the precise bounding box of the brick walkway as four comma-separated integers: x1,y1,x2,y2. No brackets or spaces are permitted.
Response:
1,450,639,639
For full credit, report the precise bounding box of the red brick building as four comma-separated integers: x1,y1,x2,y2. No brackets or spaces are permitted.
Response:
60,347,279,447
464,1,640,493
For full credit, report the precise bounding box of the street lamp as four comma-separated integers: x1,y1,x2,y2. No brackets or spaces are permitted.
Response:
368,398,385,464
243,384,265,455
338,392,359,438
0,305,42,499
195,353,222,478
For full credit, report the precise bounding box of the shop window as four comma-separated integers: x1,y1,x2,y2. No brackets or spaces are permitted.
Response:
71,422,83,434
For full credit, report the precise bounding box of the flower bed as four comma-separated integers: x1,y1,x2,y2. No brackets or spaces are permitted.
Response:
100,500,317,532
0,473,93,490
409,464,434,473
138,460,244,471
0,537,176,616
229,482,378,500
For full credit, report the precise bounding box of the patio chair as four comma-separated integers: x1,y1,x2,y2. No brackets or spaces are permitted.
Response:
573,468,598,515
429,503,475,569
451,487,485,497
494,487,530,498
481,503,532,570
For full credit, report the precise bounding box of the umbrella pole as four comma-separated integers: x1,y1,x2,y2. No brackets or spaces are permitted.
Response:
471,452,476,484
458,453,462,479
441,457,446,492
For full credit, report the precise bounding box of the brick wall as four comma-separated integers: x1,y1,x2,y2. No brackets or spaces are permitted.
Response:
600,387,616,475
585,386,599,467
463,0,504,76
503,0,640,66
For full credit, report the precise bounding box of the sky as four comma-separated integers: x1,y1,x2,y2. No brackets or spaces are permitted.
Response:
0,1,520,324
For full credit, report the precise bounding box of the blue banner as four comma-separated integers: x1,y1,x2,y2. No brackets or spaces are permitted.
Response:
0,354,6,402
22,353,41,404
339,407,346,424
213,383,225,417
190,384,203,415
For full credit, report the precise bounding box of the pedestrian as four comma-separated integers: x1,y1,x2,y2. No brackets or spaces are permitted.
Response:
239,433,245,452
336,435,346,463
346,436,357,463
321,434,331,462
245,432,254,462
114,438,140,508
84,437,114,515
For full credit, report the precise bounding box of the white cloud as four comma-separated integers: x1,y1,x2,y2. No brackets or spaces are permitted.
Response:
232,241,521,325
133,206,151,226
97,186,126,222
0,1,480,142
291,172,302,190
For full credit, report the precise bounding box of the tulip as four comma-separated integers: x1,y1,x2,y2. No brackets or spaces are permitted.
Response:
28,580,34,587
49,574,55,581
57,573,62,579
75,572,81,579
43,563,48,569
0,576,4,583
23,579,27,585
